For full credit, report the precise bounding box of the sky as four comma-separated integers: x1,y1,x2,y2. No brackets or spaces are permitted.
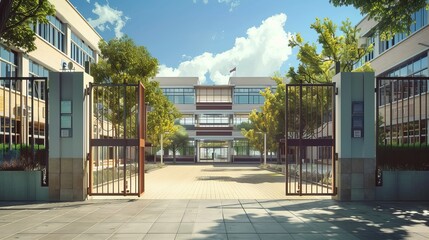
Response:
69,0,363,84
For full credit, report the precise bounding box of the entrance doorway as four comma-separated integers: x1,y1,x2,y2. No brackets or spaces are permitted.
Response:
199,141,229,162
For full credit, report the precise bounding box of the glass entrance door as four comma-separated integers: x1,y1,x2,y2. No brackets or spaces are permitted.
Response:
199,141,229,162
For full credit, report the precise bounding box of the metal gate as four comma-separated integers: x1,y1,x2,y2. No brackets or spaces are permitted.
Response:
285,83,336,196
88,83,146,196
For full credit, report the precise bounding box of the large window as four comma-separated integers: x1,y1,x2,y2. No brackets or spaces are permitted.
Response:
0,45,18,90
163,88,195,104
179,114,195,126
196,87,232,103
71,32,95,66
234,88,264,104
198,114,230,127
33,16,65,52
379,7,428,54
233,139,259,156
28,60,49,100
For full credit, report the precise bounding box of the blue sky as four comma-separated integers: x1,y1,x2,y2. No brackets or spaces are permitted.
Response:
70,0,363,84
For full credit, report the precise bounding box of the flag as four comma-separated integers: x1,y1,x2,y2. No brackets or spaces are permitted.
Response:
229,67,236,73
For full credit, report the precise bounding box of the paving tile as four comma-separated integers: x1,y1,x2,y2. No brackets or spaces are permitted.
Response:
116,222,153,234
259,233,294,240
21,222,68,234
74,233,112,239
5,233,46,239
108,233,146,239
253,222,288,234
143,233,176,240
38,233,79,240
52,222,97,234
84,222,122,234
225,222,256,234
148,222,180,233
290,233,328,240
176,233,228,240
227,233,260,240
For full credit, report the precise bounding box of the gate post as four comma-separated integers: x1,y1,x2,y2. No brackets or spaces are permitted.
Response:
48,72,92,201
333,72,376,201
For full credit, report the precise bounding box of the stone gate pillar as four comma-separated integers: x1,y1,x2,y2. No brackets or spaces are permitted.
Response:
333,72,376,201
48,72,92,201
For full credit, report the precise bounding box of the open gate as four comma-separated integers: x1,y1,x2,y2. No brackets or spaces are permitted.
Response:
285,83,336,196
88,83,146,196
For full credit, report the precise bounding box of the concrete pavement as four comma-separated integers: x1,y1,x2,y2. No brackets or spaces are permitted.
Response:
1,199,428,239
1,164,428,239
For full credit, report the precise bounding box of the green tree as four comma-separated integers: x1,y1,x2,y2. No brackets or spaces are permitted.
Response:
242,76,286,162
287,18,373,84
0,0,55,52
166,126,190,164
91,37,180,147
330,0,429,39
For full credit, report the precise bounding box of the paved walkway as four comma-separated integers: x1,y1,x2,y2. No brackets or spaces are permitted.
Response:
1,199,428,239
140,164,326,199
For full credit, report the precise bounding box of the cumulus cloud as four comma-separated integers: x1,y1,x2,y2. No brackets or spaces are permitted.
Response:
88,2,129,38
157,13,293,85
193,0,240,12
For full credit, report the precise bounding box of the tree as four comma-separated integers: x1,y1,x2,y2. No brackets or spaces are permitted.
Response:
166,126,190,164
0,0,55,52
330,0,429,39
242,76,286,162
91,37,180,148
287,18,373,84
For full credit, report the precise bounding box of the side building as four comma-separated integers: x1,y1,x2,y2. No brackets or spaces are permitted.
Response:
156,77,277,163
355,6,429,145
0,0,102,148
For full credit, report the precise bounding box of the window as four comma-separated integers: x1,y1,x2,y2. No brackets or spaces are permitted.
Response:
198,114,230,127
379,7,428,54
196,87,232,103
162,88,195,104
0,44,18,90
28,60,49,100
34,16,65,52
234,88,265,104
71,32,95,66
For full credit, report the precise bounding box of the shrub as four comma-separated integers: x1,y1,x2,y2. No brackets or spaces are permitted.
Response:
377,145,429,170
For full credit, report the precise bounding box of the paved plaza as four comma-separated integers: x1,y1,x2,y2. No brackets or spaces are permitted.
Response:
1,164,428,239
140,164,326,199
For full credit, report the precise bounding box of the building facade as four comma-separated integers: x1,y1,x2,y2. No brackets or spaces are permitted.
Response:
0,0,102,148
156,77,277,162
355,6,429,145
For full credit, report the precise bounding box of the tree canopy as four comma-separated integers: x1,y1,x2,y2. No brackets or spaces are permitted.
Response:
330,0,429,39
242,76,286,158
0,0,55,52
91,37,180,146
166,125,190,163
287,18,373,84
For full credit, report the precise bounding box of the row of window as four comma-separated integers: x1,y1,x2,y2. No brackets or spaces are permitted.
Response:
162,88,195,104
384,55,428,78
33,16,66,52
176,114,250,127
71,32,95,66
379,8,428,54
162,87,268,104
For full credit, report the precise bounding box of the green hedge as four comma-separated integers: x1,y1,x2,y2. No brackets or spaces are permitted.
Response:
377,145,429,170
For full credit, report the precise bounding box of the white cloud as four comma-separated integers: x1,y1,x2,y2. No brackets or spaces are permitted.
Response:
86,0,90,3
193,0,240,12
88,2,129,38
158,13,293,85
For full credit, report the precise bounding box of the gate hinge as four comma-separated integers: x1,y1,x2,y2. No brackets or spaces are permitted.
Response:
86,153,90,161
335,87,339,95
335,153,338,161
84,87,91,96
374,87,377,93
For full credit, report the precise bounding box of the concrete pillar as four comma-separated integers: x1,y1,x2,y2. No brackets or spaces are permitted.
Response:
333,72,376,201
48,72,92,201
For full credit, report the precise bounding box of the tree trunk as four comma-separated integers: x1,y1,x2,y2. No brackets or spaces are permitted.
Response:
0,0,13,37
173,147,176,164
